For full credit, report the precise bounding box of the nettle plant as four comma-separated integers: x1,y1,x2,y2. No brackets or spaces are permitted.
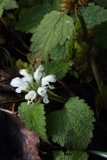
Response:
1,0,107,159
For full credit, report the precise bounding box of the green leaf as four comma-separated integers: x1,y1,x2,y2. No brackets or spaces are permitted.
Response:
15,3,52,33
72,5,107,29
47,97,95,150
3,0,18,10
43,60,69,80
50,41,69,60
93,22,107,49
18,102,49,143
53,150,88,160
0,0,4,17
0,0,18,17
93,0,107,8
16,59,28,69
80,5,107,28
30,10,75,61
52,0,62,10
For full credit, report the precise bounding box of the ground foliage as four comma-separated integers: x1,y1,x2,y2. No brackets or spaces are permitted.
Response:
0,0,107,160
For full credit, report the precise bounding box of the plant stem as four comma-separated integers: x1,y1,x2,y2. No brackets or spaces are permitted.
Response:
47,89,67,103
75,8,87,39
90,47,105,101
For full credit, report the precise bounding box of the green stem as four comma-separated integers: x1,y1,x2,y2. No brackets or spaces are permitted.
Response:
47,89,67,103
75,8,87,39
90,47,105,100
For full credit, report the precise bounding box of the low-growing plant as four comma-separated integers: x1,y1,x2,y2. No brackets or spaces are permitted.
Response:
1,0,107,159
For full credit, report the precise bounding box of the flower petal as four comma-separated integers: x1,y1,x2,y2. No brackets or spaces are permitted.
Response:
25,90,36,103
10,77,28,88
15,87,22,93
20,69,33,83
10,77,29,93
34,65,44,83
37,87,47,97
43,94,49,104
41,75,56,88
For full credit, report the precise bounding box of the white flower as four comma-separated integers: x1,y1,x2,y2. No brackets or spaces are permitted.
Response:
34,65,45,83
10,65,57,104
41,75,56,89
20,69,33,83
10,77,28,93
37,87,49,104
25,90,36,104
43,94,49,104
37,87,47,96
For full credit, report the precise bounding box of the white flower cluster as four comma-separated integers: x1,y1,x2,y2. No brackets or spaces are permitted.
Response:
10,65,56,104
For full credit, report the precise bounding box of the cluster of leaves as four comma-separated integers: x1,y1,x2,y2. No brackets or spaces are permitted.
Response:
1,0,107,159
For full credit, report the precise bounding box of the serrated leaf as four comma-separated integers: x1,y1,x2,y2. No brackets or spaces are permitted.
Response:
0,0,18,17
93,0,107,8
47,97,95,150
18,102,49,143
72,5,107,29
15,3,52,33
43,60,69,80
53,150,88,160
80,5,107,28
30,10,75,61
50,41,69,60
3,0,18,10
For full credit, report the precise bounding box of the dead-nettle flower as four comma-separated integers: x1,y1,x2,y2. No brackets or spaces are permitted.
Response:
25,90,36,104
10,65,56,104
10,77,29,93
37,87,49,104
20,69,33,83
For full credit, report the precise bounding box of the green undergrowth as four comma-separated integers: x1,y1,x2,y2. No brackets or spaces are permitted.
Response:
1,0,107,159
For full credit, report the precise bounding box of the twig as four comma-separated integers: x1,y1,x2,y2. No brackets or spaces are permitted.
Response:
0,108,17,115
58,80,75,97
0,18,29,51
9,43,27,57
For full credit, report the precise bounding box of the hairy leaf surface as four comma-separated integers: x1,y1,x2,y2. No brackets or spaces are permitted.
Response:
47,97,95,149
50,41,69,60
18,102,49,143
43,60,69,80
53,150,88,160
72,5,107,29
80,5,107,28
30,11,75,61
16,3,52,33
